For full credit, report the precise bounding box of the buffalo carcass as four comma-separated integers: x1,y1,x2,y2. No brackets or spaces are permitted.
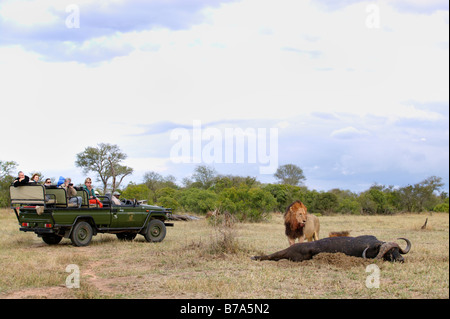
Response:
251,235,411,263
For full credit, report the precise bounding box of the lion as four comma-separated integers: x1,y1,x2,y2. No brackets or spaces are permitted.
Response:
284,201,320,246
284,201,307,245
303,213,320,242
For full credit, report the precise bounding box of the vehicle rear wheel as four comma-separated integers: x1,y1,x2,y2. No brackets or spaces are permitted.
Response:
42,234,63,245
144,219,166,242
70,221,93,247
116,232,137,241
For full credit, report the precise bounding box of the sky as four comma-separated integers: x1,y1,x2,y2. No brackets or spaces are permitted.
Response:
0,0,448,193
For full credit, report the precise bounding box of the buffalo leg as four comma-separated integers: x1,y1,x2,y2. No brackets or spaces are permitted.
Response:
251,247,290,261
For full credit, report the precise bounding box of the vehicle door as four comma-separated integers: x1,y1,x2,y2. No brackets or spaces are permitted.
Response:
110,204,147,228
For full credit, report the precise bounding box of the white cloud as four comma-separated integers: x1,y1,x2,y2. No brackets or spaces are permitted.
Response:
0,0,448,191
330,127,370,139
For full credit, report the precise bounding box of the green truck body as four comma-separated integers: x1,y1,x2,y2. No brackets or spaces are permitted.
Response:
10,184,173,246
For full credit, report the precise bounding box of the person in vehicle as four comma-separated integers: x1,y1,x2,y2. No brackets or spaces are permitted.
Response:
56,176,66,187
43,178,53,202
83,177,95,198
111,191,122,206
83,177,103,208
30,173,41,184
13,171,30,187
68,183,82,208
59,177,71,190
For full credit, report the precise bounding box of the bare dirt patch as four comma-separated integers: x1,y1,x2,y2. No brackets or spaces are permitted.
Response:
303,252,374,269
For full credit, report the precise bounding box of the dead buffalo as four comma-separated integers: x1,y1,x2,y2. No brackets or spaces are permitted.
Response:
251,235,411,263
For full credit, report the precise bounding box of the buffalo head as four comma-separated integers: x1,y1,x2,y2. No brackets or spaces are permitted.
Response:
363,238,411,263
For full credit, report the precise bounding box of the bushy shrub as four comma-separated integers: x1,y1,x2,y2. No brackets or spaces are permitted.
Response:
336,198,362,215
433,202,449,213
157,196,180,211
178,188,218,214
121,183,154,203
216,186,277,222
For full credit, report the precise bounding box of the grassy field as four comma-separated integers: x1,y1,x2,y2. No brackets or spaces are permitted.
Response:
0,208,448,299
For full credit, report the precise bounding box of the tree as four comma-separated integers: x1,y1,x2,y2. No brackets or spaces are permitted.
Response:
191,165,217,189
216,185,277,222
179,188,218,214
143,171,178,202
398,185,415,212
274,164,306,186
0,160,17,180
313,192,338,214
397,176,444,212
211,174,259,193
0,160,18,207
414,176,444,211
121,183,153,203
75,143,133,194
143,171,164,194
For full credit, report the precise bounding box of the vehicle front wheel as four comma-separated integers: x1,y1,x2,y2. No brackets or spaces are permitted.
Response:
42,234,63,245
70,221,93,247
144,219,166,243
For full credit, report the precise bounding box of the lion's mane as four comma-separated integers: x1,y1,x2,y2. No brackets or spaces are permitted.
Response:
284,200,307,239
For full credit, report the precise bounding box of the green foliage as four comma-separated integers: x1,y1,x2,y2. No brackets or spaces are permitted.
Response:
179,188,218,214
143,171,178,202
329,188,361,215
216,185,277,222
155,187,180,210
0,160,17,207
273,164,306,186
121,183,154,203
157,196,180,211
433,198,449,213
336,198,361,215
312,192,338,214
189,165,217,189
262,183,306,212
75,143,133,194
1,154,448,220
211,175,259,193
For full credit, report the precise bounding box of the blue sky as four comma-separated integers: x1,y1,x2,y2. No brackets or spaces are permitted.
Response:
0,0,448,193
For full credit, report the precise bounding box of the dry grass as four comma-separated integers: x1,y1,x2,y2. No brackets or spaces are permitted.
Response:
0,208,448,299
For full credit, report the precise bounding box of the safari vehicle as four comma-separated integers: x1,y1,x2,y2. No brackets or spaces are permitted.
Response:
10,184,173,246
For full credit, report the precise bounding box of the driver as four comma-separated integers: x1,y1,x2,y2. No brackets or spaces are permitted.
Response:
111,191,122,206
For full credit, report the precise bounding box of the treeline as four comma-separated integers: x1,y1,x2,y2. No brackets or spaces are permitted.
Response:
120,166,449,222
2,158,448,222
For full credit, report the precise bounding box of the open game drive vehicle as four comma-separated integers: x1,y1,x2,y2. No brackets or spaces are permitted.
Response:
10,184,173,246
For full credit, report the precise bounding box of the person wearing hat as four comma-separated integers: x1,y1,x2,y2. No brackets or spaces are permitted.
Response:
111,191,122,206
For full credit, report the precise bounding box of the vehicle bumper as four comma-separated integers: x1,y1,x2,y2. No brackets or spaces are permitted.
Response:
19,227,55,234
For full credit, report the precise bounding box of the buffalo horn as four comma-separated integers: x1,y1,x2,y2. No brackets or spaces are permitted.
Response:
397,238,411,254
362,247,369,259
375,242,399,259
